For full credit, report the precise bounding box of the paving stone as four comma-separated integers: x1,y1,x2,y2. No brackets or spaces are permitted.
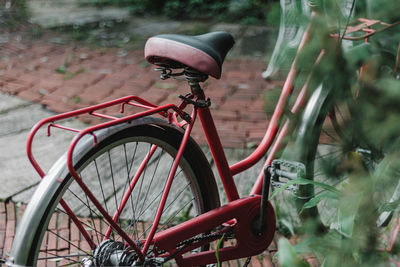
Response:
4,236,13,255
138,87,169,105
18,89,42,102
0,213,5,231
1,81,30,95
0,104,52,136
5,202,15,222
0,104,87,200
10,186,37,204
0,203,5,214
0,94,30,113
0,230,5,255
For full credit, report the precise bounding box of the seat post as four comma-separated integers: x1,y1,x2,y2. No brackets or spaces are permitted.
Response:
183,68,208,96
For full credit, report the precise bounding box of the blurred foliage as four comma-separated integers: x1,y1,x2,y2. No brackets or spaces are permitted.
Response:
267,0,400,266
0,0,29,31
81,0,279,25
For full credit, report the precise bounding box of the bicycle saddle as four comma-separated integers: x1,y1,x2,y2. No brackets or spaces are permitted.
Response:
144,31,235,79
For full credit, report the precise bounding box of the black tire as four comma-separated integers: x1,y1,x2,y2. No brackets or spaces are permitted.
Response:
23,118,220,266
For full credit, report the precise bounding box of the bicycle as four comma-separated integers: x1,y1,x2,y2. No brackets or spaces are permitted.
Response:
6,0,400,266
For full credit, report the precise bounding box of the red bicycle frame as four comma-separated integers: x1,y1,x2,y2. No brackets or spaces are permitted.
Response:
26,7,399,265
25,16,318,264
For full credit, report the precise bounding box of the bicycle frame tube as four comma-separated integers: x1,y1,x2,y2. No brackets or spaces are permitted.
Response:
196,92,240,202
189,12,319,202
229,11,317,177
141,106,198,255
105,144,158,238
250,50,326,195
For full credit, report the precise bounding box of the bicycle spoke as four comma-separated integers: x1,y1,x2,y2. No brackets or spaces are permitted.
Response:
160,179,191,217
120,143,138,244
94,159,110,215
127,144,153,241
124,150,165,241
127,143,139,240
137,149,165,222
138,196,194,241
84,192,100,244
139,181,192,238
39,252,89,261
65,188,112,230
56,208,107,239
321,128,339,143
123,173,188,241
160,197,195,230
125,188,165,236
133,144,152,219
108,150,120,222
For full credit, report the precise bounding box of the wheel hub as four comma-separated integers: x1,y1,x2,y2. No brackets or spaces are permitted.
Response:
87,240,163,267
92,240,139,266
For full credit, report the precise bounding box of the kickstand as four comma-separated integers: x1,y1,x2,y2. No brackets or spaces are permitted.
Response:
256,167,271,235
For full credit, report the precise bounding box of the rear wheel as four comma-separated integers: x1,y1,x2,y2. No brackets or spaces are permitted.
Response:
19,119,220,266
299,82,400,231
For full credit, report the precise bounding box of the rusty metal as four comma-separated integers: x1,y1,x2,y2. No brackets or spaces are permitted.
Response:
331,18,400,41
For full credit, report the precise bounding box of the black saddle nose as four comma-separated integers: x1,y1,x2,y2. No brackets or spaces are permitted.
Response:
144,31,235,79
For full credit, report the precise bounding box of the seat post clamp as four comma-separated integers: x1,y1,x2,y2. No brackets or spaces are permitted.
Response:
179,94,211,108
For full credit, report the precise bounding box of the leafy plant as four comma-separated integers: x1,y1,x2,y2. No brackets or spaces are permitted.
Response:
269,0,400,266
0,0,29,30
81,0,275,25
215,233,225,267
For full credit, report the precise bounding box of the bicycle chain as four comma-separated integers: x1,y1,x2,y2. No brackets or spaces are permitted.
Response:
177,231,231,247
160,229,234,264
162,229,250,267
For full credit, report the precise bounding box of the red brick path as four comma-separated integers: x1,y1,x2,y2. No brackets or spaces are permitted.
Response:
0,36,279,148
0,201,25,264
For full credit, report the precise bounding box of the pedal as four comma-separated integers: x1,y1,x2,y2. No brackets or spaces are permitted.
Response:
267,159,306,193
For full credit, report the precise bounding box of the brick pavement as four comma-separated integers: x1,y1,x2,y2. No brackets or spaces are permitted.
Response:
0,35,279,148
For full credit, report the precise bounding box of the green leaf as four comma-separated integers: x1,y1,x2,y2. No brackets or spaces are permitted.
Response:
379,197,400,213
215,233,225,267
278,238,310,267
338,192,362,237
302,191,339,210
292,237,318,255
56,65,67,74
281,218,296,236
154,82,176,90
270,178,341,199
